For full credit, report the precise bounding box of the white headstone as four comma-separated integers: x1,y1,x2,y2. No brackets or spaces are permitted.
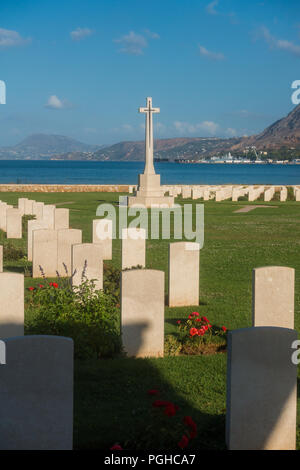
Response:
32,229,58,278
168,242,200,306
252,266,294,329
0,335,73,450
121,269,164,357
42,205,56,229
54,208,69,230
0,272,24,338
27,219,49,261
92,219,113,260
121,228,146,270
226,327,297,450
32,201,44,219
57,229,82,276
0,203,13,231
71,243,103,290
18,198,27,215
24,199,34,215
6,208,22,239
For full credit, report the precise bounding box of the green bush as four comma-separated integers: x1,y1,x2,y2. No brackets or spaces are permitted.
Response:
3,242,26,261
102,264,143,305
287,186,295,201
172,311,227,355
164,335,182,356
103,263,121,304
22,214,35,237
25,278,122,359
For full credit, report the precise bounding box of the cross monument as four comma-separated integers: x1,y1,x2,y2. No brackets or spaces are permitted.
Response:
128,97,174,208
139,97,160,175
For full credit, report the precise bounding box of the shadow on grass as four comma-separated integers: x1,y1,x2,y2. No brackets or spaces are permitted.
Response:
3,264,32,276
73,356,227,451
73,322,227,451
164,295,208,306
97,199,120,206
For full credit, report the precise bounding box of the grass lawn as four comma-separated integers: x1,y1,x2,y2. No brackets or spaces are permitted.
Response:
0,191,299,450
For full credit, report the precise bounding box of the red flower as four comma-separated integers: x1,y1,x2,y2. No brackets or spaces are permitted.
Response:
184,416,197,439
49,282,58,288
178,435,189,449
164,403,178,417
197,329,205,336
148,389,159,396
201,316,209,322
38,284,44,288
110,444,123,450
221,326,227,332
195,318,201,322
183,416,194,427
176,320,181,324
28,287,35,291
189,328,198,337
191,311,199,316
152,400,171,408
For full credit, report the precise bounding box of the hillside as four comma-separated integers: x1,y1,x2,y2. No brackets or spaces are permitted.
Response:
1,104,300,160
231,104,300,151
58,103,300,161
61,137,242,161
0,134,101,159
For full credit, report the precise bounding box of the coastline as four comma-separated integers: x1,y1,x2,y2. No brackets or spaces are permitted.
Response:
0,184,131,192
0,183,298,193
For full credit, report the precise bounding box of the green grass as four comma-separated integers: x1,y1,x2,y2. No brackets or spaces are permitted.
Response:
1,192,300,449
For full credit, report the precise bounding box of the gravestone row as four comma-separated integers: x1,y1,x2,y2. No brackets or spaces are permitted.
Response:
0,198,298,449
161,185,298,202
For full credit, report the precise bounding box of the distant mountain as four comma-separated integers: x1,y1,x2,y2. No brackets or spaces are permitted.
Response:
55,105,300,161
0,133,101,159
57,137,242,161
231,103,300,151
1,104,300,161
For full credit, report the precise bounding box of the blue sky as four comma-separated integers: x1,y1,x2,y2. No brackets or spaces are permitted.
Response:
0,0,299,146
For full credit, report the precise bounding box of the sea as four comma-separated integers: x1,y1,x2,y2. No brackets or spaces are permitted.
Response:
0,160,300,185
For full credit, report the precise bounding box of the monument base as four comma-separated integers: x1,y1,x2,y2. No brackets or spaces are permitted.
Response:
128,172,175,208
128,195,175,208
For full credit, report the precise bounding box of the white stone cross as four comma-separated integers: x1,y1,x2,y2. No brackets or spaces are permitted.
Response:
139,97,160,175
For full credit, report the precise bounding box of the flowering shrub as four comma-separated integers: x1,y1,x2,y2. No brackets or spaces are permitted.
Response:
25,277,121,359
3,241,26,261
103,263,121,304
112,389,197,450
165,312,227,356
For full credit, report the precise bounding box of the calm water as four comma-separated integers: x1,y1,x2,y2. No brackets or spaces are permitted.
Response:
0,160,300,185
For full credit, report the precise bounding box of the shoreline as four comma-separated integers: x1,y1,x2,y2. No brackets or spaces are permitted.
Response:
0,183,299,193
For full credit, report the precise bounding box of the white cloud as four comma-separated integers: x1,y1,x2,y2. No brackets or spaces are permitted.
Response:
225,127,237,137
114,31,148,55
143,29,160,39
205,1,238,24
0,28,31,48
206,0,219,15
155,122,167,134
84,127,97,134
198,44,225,60
259,26,300,57
173,120,219,135
121,124,134,131
70,27,93,41
45,95,65,109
